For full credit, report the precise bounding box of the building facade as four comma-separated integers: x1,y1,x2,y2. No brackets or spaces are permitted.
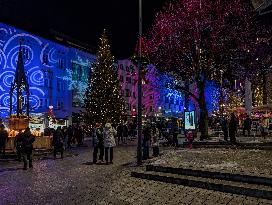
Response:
117,59,185,120
0,23,95,125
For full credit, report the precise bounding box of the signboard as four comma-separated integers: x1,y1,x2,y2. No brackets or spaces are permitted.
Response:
184,111,196,130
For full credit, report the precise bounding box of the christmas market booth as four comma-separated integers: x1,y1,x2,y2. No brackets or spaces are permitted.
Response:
5,115,53,151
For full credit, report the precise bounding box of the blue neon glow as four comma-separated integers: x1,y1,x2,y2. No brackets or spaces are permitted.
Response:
0,23,95,119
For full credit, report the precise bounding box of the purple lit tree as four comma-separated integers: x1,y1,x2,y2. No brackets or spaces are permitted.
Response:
147,0,271,138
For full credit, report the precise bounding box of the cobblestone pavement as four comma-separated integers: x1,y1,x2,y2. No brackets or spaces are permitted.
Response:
0,142,272,205
149,148,272,177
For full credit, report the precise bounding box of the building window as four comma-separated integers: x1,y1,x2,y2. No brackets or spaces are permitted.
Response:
125,89,131,97
39,99,43,108
126,66,130,72
58,59,65,69
165,97,169,103
133,92,136,98
150,95,153,100
133,79,137,85
120,75,124,82
170,98,174,104
45,99,48,107
121,90,124,96
119,64,124,70
57,101,63,110
43,54,49,65
150,106,154,112
126,77,131,83
57,80,61,92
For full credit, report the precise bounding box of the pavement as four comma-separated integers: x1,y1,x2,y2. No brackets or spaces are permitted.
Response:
0,140,272,205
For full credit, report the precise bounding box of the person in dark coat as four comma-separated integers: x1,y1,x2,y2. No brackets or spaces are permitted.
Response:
0,124,8,156
67,125,73,149
92,123,104,163
14,130,24,161
117,123,123,145
229,113,238,144
243,115,252,137
220,117,229,141
143,122,151,160
21,127,35,170
122,123,128,144
53,127,64,159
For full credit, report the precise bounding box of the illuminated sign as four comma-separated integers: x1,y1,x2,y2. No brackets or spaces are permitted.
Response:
184,111,196,130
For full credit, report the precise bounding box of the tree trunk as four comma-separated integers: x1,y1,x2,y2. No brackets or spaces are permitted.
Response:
197,80,209,140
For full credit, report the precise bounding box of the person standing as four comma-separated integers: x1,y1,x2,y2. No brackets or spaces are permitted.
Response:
143,122,151,160
151,124,160,157
92,123,104,163
122,122,128,144
21,127,35,170
243,115,252,137
53,127,64,159
14,130,24,161
67,125,73,149
0,124,8,156
103,123,117,165
117,123,123,145
229,113,238,144
220,116,229,141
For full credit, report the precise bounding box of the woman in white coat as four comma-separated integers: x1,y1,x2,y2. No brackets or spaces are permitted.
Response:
103,123,117,164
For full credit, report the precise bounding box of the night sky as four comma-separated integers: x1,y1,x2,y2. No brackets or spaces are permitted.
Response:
0,0,167,59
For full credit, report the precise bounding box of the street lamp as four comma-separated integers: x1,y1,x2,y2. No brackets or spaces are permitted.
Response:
137,0,143,166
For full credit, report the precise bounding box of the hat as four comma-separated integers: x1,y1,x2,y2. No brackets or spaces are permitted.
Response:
105,123,112,128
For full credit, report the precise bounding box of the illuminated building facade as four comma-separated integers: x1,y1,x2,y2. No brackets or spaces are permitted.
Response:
117,59,185,119
0,23,95,123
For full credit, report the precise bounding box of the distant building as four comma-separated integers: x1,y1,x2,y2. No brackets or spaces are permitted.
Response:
117,59,185,120
0,23,96,125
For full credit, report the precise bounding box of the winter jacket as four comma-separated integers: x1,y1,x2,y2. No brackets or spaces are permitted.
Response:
103,123,117,147
21,132,35,153
0,129,8,148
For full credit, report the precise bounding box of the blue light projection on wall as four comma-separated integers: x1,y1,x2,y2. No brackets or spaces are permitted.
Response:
0,23,95,119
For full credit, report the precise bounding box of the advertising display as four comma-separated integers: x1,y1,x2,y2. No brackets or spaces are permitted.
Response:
184,111,196,130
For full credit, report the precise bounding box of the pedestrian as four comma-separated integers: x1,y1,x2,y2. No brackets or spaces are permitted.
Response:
0,124,8,156
243,114,252,137
62,126,68,150
103,122,117,165
14,129,24,161
21,127,35,170
67,125,73,149
53,126,64,159
172,126,179,147
92,123,104,163
220,116,229,141
229,113,238,144
151,124,160,157
143,122,151,160
117,123,123,145
122,122,128,144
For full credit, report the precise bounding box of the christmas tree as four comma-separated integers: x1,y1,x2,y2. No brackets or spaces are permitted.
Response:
84,30,125,125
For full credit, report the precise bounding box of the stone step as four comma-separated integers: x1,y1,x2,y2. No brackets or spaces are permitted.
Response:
131,171,272,200
146,165,272,187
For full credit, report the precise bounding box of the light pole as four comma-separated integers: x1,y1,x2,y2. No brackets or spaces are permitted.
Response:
137,0,143,165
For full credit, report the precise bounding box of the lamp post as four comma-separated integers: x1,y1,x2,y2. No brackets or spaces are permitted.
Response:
137,0,143,165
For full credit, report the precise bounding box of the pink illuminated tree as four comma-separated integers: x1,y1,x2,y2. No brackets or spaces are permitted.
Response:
147,0,271,138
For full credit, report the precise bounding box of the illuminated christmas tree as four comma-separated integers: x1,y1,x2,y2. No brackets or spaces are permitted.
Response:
84,30,125,125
